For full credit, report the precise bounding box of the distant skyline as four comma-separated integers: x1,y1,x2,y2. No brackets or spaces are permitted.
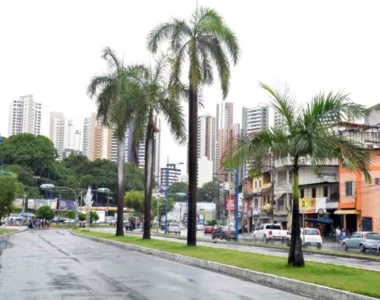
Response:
2,0,380,170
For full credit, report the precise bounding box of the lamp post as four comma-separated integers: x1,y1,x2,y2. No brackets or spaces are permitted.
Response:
164,158,184,234
40,184,82,227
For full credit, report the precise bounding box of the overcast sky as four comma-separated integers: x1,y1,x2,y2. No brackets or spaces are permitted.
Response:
1,0,380,171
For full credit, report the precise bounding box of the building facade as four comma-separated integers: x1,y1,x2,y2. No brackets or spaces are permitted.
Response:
8,95,42,136
49,112,65,158
197,115,215,161
160,163,182,187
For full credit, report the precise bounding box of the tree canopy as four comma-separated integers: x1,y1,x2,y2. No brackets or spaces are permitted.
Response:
0,176,23,220
36,205,54,220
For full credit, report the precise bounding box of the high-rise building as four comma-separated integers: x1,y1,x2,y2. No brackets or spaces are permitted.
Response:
160,163,182,187
197,115,215,161
8,95,42,137
82,114,161,171
242,105,270,135
214,102,234,176
73,130,81,151
49,112,65,158
64,119,76,150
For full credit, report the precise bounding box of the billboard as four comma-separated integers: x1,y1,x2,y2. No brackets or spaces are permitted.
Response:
225,196,236,211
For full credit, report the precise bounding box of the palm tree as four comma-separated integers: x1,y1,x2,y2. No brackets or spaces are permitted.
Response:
147,7,239,246
87,47,142,236
225,83,371,267
127,56,187,239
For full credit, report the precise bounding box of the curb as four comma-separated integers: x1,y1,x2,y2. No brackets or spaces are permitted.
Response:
118,230,380,263
71,231,377,300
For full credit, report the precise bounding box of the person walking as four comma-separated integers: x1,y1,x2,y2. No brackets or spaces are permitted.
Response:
335,226,341,244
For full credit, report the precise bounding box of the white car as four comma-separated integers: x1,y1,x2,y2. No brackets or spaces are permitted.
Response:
253,223,288,243
63,219,75,225
196,224,204,231
286,228,323,249
168,223,181,235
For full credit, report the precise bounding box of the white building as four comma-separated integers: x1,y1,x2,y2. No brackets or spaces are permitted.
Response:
197,157,213,187
49,112,65,158
8,95,42,137
73,130,81,151
64,119,76,150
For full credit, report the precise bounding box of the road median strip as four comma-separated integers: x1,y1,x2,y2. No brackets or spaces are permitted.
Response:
113,229,380,262
72,229,380,300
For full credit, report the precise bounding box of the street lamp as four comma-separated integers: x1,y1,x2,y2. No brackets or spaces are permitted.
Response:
96,188,111,218
164,159,184,234
40,184,82,227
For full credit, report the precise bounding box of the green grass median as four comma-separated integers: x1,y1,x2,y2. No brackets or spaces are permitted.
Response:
0,229,17,237
75,230,380,298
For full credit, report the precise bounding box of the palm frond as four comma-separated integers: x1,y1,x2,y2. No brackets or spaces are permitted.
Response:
87,75,113,98
260,83,298,131
196,7,239,64
101,47,122,72
158,97,187,145
96,84,116,127
147,22,177,53
223,127,289,171
199,36,230,98
305,91,367,126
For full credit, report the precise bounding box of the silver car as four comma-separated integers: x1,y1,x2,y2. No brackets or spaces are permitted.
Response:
168,223,181,235
361,232,380,253
342,231,380,253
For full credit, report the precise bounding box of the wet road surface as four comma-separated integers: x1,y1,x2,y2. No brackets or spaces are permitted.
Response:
94,228,380,272
0,230,307,300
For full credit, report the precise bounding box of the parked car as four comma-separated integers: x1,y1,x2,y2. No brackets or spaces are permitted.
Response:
212,226,234,240
51,217,65,224
204,225,215,234
168,223,181,234
63,219,75,225
286,228,323,249
253,223,287,243
342,231,380,253
196,224,204,231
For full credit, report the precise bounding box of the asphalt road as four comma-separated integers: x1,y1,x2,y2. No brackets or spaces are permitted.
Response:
0,230,307,300
94,228,380,272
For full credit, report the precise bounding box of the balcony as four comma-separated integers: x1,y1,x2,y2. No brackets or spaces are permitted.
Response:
274,156,338,168
262,182,272,190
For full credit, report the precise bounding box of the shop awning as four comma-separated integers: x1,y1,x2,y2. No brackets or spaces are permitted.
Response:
334,210,360,215
305,218,331,225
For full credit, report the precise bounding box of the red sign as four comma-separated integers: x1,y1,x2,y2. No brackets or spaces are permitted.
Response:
225,196,236,211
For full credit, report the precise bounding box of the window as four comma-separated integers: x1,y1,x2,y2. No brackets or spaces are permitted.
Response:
345,181,353,196
266,225,282,230
375,178,380,185
254,198,259,208
259,225,264,230
300,189,304,198
312,188,316,198
323,185,328,197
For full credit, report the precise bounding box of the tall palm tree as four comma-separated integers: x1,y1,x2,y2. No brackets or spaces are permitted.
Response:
128,56,187,239
87,47,142,236
225,83,371,267
147,7,239,246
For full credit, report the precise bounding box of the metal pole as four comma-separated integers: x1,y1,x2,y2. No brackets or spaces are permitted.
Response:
157,197,159,233
228,171,231,229
235,169,239,241
303,210,305,244
74,190,78,228
107,190,110,218
165,157,169,234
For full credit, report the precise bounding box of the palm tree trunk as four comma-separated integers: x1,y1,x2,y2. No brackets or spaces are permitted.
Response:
288,158,305,267
187,85,198,246
143,113,154,239
116,137,125,236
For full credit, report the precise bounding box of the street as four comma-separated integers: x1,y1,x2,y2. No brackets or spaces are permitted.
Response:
0,230,307,300
94,228,380,272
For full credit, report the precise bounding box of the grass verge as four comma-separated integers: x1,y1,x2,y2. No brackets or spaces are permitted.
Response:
75,229,380,299
122,230,380,262
0,229,17,237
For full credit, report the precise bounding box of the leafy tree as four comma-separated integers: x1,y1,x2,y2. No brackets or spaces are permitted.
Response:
0,133,57,176
198,180,220,203
88,48,144,236
79,213,86,221
66,211,75,219
36,205,55,220
148,7,239,245
0,176,23,220
225,83,370,267
90,211,99,224
124,190,144,218
6,165,35,186
169,182,188,200
128,56,186,239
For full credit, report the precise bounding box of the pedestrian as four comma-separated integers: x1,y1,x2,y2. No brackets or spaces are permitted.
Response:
335,226,341,243
28,219,33,231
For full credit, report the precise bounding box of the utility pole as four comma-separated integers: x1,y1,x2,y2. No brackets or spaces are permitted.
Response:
271,153,275,223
